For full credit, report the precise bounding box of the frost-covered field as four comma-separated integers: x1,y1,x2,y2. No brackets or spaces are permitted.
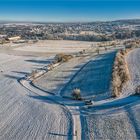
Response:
61,51,116,100
34,51,116,100
14,40,93,53
81,48,140,140
34,55,93,95
81,94,140,140
0,53,72,140
2,40,140,140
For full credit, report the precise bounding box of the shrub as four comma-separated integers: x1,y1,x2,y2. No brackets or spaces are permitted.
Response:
72,88,81,100
125,39,140,49
30,70,38,79
135,85,140,95
54,53,73,63
79,49,86,55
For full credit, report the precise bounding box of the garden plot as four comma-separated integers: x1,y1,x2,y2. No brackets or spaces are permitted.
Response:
61,51,116,100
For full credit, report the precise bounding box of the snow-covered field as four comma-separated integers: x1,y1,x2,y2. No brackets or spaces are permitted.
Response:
14,40,93,53
1,40,140,140
80,48,140,140
34,51,116,100
33,55,94,95
34,48,140,140
61,51,116,100
0,53,72,140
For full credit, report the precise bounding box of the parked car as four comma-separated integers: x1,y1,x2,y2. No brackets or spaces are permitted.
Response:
85,100,93,105
135,85,140,95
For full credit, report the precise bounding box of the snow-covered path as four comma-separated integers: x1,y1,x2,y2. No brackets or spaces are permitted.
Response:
20,76,82,140
0,53,72,140
122,48,140,95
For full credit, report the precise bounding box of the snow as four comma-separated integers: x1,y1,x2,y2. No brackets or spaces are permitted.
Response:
14,40,93,53
81,96,140,140
80,48,140,140
1,41,140,140
34,56,93,95
61,51,116,100
34,51,116,101
122,48,140,96
0,53,72,140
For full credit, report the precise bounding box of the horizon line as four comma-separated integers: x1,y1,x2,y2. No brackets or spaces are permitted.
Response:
0,18,140,24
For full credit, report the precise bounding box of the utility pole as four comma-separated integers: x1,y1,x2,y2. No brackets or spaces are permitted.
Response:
96,46,99,54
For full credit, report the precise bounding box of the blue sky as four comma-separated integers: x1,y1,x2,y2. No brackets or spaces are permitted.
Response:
0,0,140,22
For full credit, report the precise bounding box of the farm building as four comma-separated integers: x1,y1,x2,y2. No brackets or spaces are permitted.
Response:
8,36,21,41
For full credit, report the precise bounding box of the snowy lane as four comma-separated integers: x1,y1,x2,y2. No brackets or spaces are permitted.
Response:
0,53,72,140
122,48,140,95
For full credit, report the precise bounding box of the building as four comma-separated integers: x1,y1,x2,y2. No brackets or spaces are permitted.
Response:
8,36,21,41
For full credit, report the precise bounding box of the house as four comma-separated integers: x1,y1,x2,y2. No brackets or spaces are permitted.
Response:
8,36,21,41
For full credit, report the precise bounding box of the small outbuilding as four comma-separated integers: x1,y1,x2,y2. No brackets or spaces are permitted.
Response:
8,36,21,42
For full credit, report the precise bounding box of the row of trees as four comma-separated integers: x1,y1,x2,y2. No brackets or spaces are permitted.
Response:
124,39,140,48
63,30,140,42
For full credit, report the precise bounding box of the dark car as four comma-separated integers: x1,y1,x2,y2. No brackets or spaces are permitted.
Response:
85,100,93,105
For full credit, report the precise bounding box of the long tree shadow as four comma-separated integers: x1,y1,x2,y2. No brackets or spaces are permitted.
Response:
28,94,84,107
12,71,29,75
80,95,140,115
124,105,140,139
25,59,52,64
4,74,21,80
